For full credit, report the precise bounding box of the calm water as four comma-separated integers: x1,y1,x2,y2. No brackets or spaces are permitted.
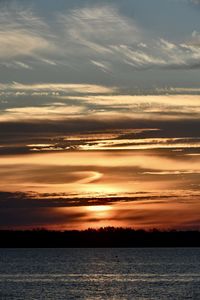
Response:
0,248,200,299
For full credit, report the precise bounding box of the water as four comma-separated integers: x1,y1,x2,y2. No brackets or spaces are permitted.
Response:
0,248,200,299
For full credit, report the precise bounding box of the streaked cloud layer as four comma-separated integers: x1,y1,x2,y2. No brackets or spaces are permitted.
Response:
0,0,199,230
0,0,200,83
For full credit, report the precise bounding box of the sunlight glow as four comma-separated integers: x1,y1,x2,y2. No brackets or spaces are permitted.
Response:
86,205,112,212
86,205,112,218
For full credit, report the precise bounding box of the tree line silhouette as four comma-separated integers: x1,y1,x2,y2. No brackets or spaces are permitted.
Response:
1,227,200,247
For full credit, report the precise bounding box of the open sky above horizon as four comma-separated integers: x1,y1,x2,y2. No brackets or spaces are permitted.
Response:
0,0,200,230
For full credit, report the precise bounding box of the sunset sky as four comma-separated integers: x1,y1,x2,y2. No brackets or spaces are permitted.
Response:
0,0,200,230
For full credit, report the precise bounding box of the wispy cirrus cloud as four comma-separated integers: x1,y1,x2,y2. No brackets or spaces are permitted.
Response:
0,5,55,64
0,2,200,73
57,5,200,71
58,5,140,54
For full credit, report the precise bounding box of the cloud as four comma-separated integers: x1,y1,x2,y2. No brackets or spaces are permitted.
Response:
0,116,199,157
0,5,55,63
156,87,200,94
0,151,199,180
0,191,160,208
1,3,200,72
0,82,115,94
0,105,85,122
110,38,200,70
91,60,111,73
56,5,200,70
1,61,32,69
0,87,199,122
58,5,139,52
78,137,200,151
57,5,200,71
0,207,87,229
0,190,200,229
190,0,200,4
80,94,200,109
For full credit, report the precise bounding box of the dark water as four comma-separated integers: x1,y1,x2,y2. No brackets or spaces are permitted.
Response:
0,248,200,299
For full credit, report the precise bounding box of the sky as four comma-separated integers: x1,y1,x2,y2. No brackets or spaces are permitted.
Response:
0,0,200,230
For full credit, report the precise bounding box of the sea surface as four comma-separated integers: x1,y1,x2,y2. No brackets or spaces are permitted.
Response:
0,248,200,299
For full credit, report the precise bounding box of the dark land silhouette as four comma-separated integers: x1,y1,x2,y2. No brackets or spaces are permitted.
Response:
1,227,200,247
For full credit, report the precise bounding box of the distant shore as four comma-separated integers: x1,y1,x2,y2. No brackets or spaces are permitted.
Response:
1,227,200,248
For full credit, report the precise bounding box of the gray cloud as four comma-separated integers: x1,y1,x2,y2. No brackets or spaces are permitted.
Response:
54,6,200,71
0,5,55,63
0,3,200,73
0,190,199,229
0,117,199,153
0,191,174,209
0,207,86,229
190,0,200,4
